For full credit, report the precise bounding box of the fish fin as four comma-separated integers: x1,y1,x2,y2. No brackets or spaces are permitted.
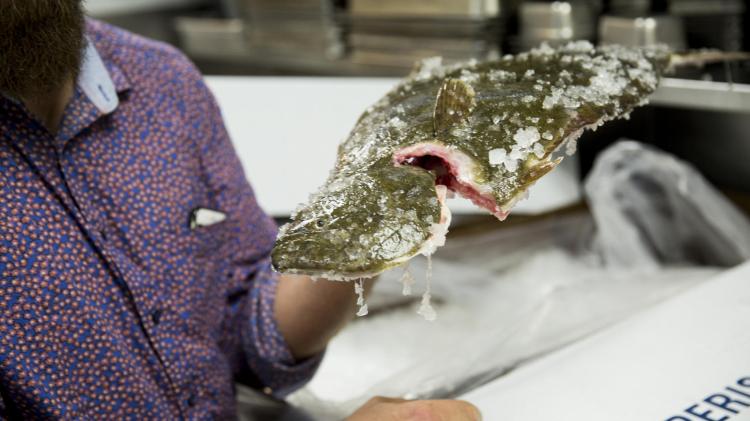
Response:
523,157,563,187
433,78,477,136
669,50,750,69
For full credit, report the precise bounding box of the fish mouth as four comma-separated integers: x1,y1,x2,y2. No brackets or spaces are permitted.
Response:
394,142,510,220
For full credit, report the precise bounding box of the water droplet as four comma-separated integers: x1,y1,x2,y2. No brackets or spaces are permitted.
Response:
400,266,415,296
417,255,437,321
354,279,368,317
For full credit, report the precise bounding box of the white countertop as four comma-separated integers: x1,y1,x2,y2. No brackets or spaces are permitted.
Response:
459,261,750,420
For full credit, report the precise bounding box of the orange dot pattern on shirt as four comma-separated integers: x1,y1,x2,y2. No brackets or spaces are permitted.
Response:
0,19,320,419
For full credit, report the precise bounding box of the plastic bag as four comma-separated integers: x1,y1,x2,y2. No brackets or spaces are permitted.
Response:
585,140,750,268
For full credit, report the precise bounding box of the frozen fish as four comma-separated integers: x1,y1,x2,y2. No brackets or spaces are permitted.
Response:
271,42,746,280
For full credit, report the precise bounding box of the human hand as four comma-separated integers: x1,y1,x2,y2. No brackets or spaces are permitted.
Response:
347,396,481,421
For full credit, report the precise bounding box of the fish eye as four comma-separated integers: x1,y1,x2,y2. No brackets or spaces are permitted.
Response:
315,220,325,228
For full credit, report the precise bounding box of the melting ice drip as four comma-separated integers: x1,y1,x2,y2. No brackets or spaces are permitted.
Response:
355,278,368,317
416,255,437,321
354,262,434,320
400,263,415,296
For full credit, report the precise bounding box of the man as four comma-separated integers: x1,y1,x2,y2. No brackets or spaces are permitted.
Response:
0,1,480,419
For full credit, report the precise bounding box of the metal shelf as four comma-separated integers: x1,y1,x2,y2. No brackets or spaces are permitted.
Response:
195,51,750,113
86,0,210,17
650,77,750,114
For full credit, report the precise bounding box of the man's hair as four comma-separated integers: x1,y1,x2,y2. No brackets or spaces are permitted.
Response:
0,0,86,98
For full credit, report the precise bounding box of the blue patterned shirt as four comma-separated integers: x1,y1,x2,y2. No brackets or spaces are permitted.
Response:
0,19,319,419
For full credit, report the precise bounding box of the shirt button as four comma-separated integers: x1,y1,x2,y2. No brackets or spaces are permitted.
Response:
150,309,163,325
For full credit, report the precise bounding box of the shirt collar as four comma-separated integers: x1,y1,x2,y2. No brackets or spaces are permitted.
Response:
54,38,132,146
77,38,129,114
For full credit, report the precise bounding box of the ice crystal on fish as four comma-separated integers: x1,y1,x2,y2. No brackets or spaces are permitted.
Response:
413,56,444,81
488,69,515,83
513,127,541,148
566,138,578,156
460,69,480,84
488,148,507,166
542,93,558,110
533,143,546,158
388,116,407,132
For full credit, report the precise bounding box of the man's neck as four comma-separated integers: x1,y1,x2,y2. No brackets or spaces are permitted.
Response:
21,76,76,135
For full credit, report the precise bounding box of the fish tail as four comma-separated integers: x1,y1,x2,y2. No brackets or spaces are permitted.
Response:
669,50,750,69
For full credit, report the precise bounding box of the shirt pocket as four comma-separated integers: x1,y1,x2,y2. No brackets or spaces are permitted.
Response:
188,211,235,292
190,209,262,289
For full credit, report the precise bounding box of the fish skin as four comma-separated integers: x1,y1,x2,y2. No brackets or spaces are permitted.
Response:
272,41,673,280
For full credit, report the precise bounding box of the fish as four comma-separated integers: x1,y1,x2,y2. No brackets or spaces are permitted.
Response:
271,41,747,281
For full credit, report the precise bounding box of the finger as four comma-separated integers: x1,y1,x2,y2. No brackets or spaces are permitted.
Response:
435,399,481,421
455,400,482,421
400,399,482,421
368,396,409,405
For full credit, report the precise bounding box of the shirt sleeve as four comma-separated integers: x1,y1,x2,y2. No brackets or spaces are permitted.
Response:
242,259,325,397
182,57,322,397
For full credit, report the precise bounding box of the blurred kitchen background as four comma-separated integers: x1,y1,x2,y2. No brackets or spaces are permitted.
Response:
89,0,750,76
88,2,750,419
